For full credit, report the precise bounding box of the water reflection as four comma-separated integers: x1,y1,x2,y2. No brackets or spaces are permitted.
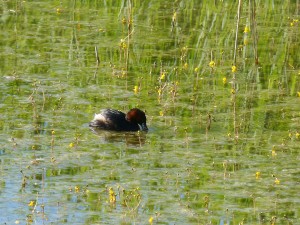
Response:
46,166,93,177
89,127,147,146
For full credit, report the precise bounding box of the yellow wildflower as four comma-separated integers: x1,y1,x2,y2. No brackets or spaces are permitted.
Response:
160,71,166,80
149,216,154,224
194,67,199,73
296,131,300,139
157,88,162,97
297,92,300,97
51,130,55,135
109,187,116,203
75,186,80,193
122,17,127,24
56,8,62,14
69,142,74,148
232,65,237,73
255,171,261,179
28,201,35,207
119,39,127,49
244,25,250,33
159,111,164,116
274,178,280,185
271,146,277,157
222,77,227,84
172,12,177,22
133,85,139,94
209,60,215,68
121,70,126,77
288,130,293,138
183,62,188,69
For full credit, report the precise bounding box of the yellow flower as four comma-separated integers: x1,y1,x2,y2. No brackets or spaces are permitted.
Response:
231,88,235,94
128,18,133,25
159,111,164,116
121,70,126,77
255,171,261,179
209,61,215,68
222,77,227,84
231,65,237,73
290,19,298,27
183,62,188,69
109,187,116,203
149,216,154,224
122,17,127,24
133,85,139,94
271,146,277,157
51,130,55,135
274,178,280,185
28,201,35,207
75,186,80,193
194,67,199,73
244,25,250,33
296,131,300,139
172,12,177,22
119,39,127,49
69,142,74,148
297,92,300,97
160,72,166,80
157,88,162,97
56,8,62,14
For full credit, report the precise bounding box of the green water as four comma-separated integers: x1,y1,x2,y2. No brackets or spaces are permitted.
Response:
1,1,299,224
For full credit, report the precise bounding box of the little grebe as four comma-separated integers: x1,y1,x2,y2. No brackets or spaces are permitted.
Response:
89,108,148,131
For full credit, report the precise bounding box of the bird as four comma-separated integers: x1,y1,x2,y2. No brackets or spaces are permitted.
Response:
89,108,148,131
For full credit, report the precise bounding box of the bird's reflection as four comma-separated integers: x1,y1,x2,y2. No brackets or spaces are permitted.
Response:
89,127,147,146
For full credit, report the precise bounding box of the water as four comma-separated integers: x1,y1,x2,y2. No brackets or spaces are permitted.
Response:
1,0,299,224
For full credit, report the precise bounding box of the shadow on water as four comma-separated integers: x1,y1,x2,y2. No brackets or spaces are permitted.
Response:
89,127,147,146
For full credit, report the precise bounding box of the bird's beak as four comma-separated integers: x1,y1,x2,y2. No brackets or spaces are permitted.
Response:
138,123,148,131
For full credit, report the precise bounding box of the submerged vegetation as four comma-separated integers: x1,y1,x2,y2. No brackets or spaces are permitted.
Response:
0,0,299,224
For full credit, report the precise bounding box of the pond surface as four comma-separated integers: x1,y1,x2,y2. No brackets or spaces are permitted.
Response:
1,1,299,224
